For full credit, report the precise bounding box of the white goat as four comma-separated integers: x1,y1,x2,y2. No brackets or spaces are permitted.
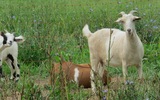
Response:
0,30,25,81
83,10,144,92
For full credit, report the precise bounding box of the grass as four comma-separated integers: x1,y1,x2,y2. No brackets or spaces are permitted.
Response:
0,0,160,99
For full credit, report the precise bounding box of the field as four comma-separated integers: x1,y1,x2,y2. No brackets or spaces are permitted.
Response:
0,0,160,100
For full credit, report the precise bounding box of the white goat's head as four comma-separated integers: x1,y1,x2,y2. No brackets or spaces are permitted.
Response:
0,30,24,51
116,10,141,35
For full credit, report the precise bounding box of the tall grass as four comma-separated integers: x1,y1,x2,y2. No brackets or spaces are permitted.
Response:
0,0,159,99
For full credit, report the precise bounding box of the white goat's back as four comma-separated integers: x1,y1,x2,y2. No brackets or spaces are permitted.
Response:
83,25,126,65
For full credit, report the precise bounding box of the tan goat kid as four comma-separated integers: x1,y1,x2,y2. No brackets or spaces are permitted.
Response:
83,10,144,92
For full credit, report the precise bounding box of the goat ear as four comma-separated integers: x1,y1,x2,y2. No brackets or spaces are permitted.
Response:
129,10,137,15
4,30,9,33
115,18,123,23
14,35,25,43
119,11,125,16
115,18,120,23
133,16,141,21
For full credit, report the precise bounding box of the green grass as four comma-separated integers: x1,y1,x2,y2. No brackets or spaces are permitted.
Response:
0,0,160,99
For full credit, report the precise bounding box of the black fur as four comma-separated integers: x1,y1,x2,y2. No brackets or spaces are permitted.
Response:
17,64,20,69
7,54,15,69
17,74,20,77
13,71,16,78
1,32,7,44
0,67,2,76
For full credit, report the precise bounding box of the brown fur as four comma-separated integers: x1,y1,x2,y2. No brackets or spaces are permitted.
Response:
50,61,110,88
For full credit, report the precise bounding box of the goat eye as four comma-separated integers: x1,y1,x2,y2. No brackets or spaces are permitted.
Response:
133,18,137,21
121,20,124,23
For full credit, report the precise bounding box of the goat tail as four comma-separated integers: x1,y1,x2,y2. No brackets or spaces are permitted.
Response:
82,24,92,38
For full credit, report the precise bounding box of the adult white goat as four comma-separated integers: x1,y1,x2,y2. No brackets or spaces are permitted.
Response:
83,10,144,92
0,30,25,81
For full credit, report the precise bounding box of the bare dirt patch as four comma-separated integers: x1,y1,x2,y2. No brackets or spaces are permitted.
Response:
4,76,124,100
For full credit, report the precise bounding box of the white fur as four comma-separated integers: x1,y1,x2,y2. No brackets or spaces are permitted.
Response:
74,68,79,83
0,32,14,52
0,31,24,81
83,10,144,92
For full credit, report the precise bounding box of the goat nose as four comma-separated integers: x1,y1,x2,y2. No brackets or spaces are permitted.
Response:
127,29,131,33
9,41,13,45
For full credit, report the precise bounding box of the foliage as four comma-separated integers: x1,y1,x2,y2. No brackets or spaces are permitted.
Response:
0,0,159,99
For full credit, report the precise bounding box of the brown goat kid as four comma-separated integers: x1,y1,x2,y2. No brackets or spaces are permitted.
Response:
50,62,110,88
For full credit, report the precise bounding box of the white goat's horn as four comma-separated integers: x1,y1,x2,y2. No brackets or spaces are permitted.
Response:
119,11,125,16
129,10,137,15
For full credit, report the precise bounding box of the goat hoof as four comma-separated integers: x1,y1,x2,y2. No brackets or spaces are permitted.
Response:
15,80,19,82
1,77,5,81
125,80,134,85
14,78,19,82
10,77,14,80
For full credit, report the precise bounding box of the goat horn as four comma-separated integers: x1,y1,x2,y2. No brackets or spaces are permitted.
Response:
129,10,137,15
4,30,9,33
119,11,125,16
